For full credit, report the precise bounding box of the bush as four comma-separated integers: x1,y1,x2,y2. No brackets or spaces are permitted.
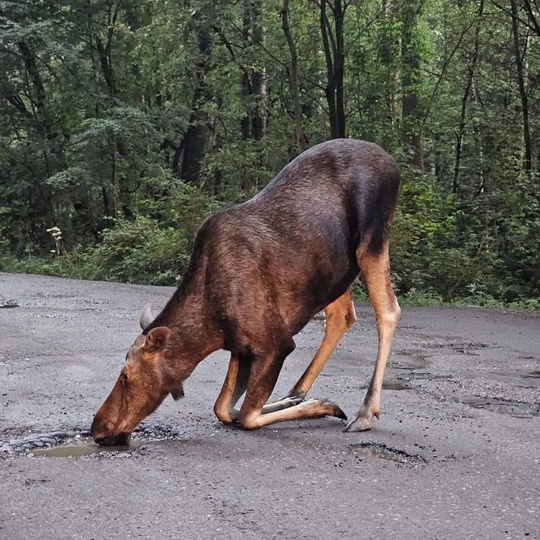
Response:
90,215,189,285
83,182,217,285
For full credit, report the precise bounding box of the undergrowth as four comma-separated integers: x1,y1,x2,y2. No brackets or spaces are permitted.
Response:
2,254,539,312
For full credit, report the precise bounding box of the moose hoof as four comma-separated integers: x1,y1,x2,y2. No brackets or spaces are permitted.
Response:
344,411,378,432
319,399,347,421
334,406,348,421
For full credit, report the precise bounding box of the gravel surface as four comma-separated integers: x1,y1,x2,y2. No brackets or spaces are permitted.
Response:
0,272,539,539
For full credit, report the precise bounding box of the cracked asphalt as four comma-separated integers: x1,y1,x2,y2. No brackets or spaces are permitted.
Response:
0,272,539,539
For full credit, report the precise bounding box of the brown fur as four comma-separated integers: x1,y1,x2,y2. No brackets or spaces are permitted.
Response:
91,139,401,444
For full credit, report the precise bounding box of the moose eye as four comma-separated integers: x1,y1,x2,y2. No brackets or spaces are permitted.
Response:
120,372,129,385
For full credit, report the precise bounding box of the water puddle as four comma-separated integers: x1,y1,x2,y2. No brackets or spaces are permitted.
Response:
351,443,424,465
1,424,200,458
383,380,411,391
393,351,429,371
31,437,141,458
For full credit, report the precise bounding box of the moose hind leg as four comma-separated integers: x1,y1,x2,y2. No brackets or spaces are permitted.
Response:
239,339,346,430
345,244,400,432
261,290,356,415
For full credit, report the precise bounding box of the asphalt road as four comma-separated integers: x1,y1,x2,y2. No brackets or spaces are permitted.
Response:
0,272,539,540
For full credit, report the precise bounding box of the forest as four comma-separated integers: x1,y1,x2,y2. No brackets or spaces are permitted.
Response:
1,0,539,307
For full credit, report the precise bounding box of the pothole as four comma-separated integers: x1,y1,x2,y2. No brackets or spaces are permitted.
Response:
462,398,539,418
0,300,19,308
393,350,429,371
382,350,452,391
1,431,87,456
0,424,200,458
351,443,425,465
383,380,412,391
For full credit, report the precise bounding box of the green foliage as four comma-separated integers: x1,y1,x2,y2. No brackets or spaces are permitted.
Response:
73,181,216,285
0,180,217,286
89,216,188,285
392,170,462,299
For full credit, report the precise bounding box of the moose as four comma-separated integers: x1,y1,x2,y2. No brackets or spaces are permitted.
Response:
91,139,401,445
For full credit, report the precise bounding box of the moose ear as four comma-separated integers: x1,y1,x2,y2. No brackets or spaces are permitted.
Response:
170,384,184,401
143,327,171,353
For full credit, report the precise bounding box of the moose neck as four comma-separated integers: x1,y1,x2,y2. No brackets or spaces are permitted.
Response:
147,285,224,374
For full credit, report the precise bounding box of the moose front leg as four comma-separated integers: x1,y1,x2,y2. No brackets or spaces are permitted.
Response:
213,355,251,424
238,342,346,430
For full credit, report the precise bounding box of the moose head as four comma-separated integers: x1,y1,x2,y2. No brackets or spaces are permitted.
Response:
91,306,184,446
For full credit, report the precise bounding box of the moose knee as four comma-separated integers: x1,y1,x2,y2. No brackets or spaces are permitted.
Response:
238,411,261,430
389,301,401,327
377,302,400,330
213,402,236,424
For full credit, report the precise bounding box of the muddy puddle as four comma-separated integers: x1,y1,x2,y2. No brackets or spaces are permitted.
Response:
31,437,141,458
0,424,200,458
351,443,425,465
383,380,412,391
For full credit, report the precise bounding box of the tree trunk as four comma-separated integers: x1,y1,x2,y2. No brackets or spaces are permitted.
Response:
389,0,401,131
282,0,306,152
317,0,347,139
88,0,121,215
453,0,484,195
93,0,119,100
250,0,267,140
401,1,424,169
241,0,267,141
180,25,213,184
510,0,532,173
334,0,346,138
17,40,56,225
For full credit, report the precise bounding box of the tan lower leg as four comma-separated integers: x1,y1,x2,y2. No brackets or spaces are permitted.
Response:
237,330,349,430
291,290,356,398
241,399,347,430
214,356,249,424
346,246,400,432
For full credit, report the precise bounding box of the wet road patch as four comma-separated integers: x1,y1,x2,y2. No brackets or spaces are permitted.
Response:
383,350,453,391
0,431,87,456
383,380,412,391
